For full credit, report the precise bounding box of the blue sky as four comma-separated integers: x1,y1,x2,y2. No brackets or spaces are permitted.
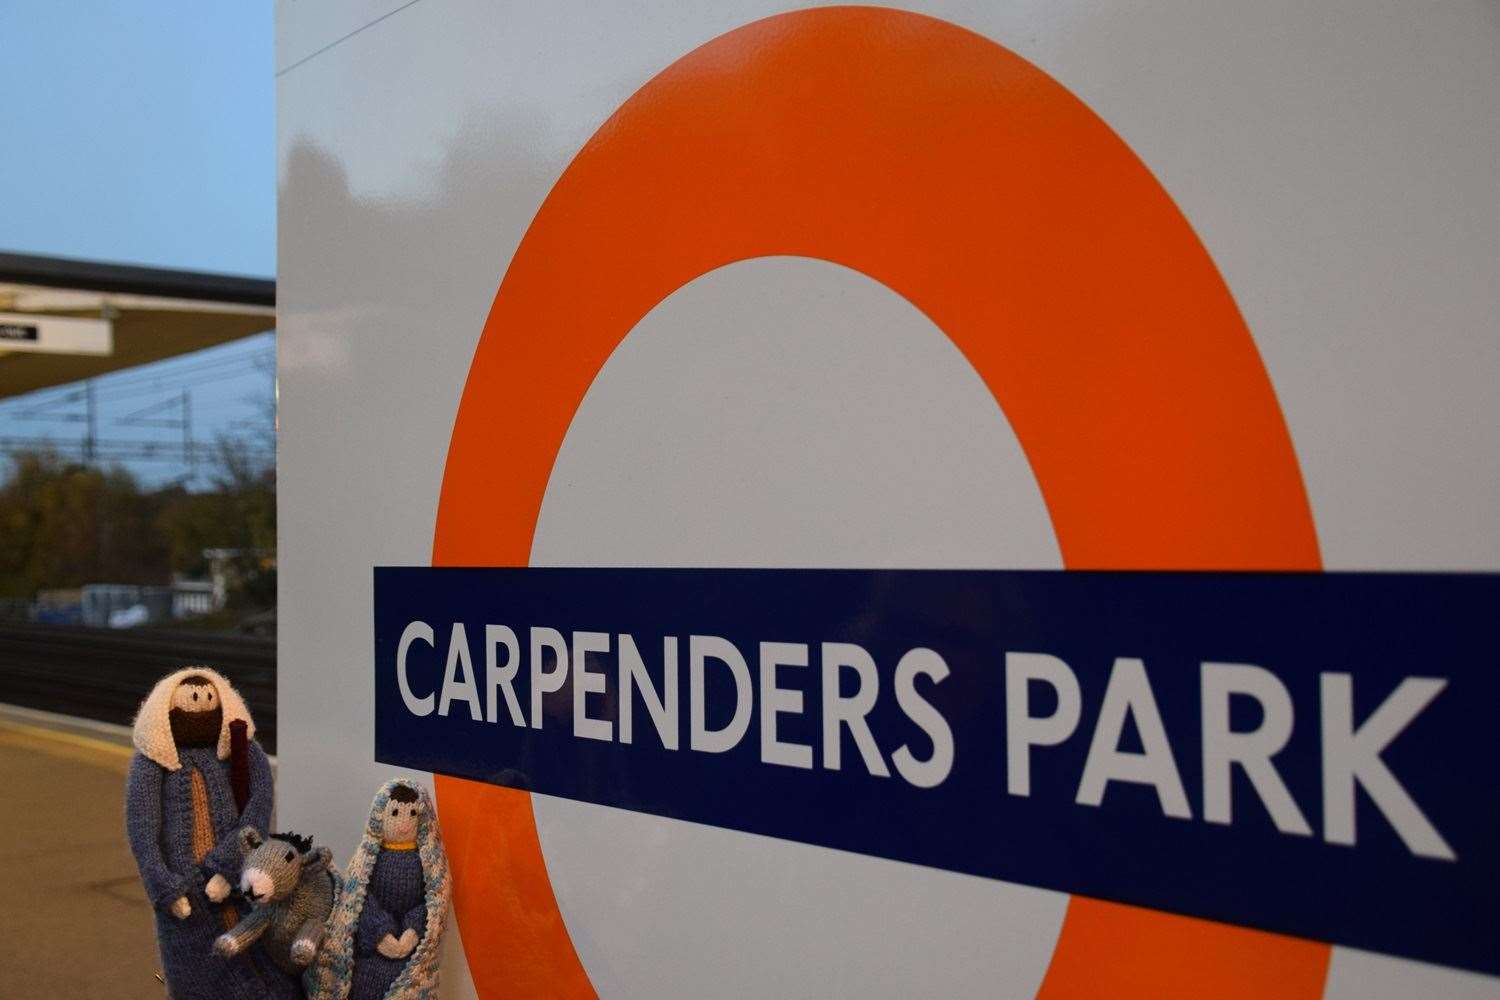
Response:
0,1,275,487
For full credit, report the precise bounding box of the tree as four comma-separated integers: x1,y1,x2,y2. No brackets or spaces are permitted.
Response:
0,438,276,610
204,434,276,609
0,450,170,597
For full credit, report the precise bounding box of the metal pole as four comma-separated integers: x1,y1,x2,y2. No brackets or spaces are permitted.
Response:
182,389,194,482
84,381,96,462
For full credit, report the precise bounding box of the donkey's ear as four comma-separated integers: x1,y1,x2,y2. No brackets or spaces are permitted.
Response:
239,827,264,854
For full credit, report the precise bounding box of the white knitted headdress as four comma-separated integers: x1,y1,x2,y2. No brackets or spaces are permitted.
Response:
130,666,256,771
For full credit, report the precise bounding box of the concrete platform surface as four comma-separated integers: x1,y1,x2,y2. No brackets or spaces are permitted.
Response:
0,704,166,999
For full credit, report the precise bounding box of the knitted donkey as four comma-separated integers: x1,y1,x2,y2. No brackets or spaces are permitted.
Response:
215,829,339,975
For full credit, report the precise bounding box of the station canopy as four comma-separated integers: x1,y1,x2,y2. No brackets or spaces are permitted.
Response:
0,252,274,401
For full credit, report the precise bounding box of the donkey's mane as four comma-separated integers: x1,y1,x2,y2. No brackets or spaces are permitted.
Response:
268,831,314,854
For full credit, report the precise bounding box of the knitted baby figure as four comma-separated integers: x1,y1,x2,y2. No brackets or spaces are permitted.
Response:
308,779,451,1000
124,667,302,1000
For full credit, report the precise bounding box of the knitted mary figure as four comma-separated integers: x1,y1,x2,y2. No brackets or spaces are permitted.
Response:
309,779,452,1000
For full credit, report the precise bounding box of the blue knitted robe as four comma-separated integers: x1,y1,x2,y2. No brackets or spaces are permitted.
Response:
350,848,426,1000
125,743,302,1000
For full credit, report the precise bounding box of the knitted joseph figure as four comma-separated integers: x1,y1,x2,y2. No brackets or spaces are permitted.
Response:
309,779,451,1000
124,667,301,1000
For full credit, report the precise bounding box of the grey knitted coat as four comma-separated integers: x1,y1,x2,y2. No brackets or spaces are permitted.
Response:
124,668,302,1000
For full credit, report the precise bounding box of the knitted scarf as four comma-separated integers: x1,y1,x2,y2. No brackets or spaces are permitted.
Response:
307,780,451,1000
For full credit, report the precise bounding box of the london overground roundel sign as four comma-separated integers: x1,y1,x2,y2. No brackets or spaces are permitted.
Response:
369,7,1499,998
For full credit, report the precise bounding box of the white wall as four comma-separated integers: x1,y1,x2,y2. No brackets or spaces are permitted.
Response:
277,2,1500,996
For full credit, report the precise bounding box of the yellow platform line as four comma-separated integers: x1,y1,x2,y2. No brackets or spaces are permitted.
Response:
0,718,133,773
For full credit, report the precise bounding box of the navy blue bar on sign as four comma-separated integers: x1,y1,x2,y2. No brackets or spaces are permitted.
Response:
373,567,1500,975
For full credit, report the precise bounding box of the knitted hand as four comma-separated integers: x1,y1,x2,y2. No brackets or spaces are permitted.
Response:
398,927,418,954
215,932,244,958
205,874,232,903
290,937,317,966
377,933,407,959
170,896,192,920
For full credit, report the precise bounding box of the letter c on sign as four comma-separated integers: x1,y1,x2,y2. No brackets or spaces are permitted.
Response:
398,620,436,717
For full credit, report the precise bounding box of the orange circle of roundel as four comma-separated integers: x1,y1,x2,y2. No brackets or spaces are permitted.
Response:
433,6,1326,999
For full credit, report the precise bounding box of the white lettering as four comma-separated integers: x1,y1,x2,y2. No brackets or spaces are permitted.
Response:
689,635,752,753
484,624,524,725
1201,662,1310,834
396,620,435,717
821,642,889,777
759,642,812,769
529,627,569,729
1006,652,1081,797
619,634,678,749
1077,657,1191,819
1321,674,1453,859
437,622,482,720
891,648,954,789
572,631,612,742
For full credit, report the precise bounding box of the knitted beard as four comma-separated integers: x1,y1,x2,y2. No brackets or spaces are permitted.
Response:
169,705,223,747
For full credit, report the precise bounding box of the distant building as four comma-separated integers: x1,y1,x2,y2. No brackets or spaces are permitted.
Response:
202,547,274,609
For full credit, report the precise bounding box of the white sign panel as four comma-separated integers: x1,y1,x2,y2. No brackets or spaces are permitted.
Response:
0,312,111,355
278,3,1500,998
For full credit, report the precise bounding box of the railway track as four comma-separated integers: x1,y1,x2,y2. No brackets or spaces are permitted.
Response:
0,622,276,752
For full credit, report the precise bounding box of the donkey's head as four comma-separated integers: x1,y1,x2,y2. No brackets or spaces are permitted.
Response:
237,828,328,905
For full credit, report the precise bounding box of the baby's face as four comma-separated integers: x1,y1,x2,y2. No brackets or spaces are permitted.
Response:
171,681,218,713
382,796,421,843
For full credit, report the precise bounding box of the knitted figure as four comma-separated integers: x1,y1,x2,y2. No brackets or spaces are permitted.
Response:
215,829,339,975
308,780,451,1000
124,667,301,1000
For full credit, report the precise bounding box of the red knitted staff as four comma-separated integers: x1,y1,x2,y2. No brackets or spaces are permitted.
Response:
228,719,250,814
